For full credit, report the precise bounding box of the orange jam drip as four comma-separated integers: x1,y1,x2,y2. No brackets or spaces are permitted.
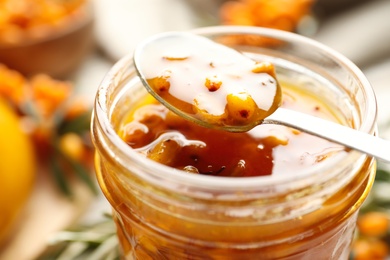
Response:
138,34,282,127
120,85,344,177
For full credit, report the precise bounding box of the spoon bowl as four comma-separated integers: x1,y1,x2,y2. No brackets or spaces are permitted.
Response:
134,31,281,132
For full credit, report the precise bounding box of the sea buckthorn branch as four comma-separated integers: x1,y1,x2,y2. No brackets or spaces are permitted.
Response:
0,64,96,197
219,0,315,46
220,0,314,31
53,140,97,196
37,214,119,260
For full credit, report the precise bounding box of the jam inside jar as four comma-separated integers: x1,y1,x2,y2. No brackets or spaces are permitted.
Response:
92,26,377,259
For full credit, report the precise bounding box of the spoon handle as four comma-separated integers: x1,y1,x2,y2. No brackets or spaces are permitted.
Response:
266,108,389,163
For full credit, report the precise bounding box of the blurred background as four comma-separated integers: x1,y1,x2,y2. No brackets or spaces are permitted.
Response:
0,0,390,259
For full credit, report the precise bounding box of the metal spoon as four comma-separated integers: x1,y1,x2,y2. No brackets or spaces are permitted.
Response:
134,32,390,163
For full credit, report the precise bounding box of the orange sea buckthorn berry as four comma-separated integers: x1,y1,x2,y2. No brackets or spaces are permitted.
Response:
59,132,85,161
358,212,389,237
226,91,257,123
252,61,277,78
30,74,72,117
0,64,26,105
64,98,89,120
352,239,388,260
204,76,222,92
148,71,171,93
148,139,181,166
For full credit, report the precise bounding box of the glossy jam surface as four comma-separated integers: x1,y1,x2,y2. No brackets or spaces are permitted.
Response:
120,84,344,177
137,33,282,128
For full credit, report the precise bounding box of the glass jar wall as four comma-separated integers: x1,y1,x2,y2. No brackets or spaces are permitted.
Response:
92,26,377,259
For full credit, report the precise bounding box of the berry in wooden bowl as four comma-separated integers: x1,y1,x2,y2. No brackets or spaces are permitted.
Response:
0,0,94,78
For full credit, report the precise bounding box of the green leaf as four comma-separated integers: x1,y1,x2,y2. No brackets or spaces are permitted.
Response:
56,241,89,260
69,159,97,195
55,145,98,195
50,156,73,197
83,235,119,260
375,168,390,182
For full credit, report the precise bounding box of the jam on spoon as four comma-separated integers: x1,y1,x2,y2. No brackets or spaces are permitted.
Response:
134,32,282,132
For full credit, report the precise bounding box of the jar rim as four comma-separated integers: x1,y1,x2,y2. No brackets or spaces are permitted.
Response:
93,26,377,193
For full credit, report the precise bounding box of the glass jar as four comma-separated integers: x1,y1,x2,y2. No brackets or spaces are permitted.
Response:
91,26,377,259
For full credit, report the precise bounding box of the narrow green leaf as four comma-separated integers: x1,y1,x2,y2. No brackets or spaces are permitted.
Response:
55,146,98,195
85,235,119,260
50,156,73,197
56,241,89,260
105,249,121,260
68,158,98,195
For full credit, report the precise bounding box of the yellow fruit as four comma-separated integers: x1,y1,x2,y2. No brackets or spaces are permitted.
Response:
0,98,36,245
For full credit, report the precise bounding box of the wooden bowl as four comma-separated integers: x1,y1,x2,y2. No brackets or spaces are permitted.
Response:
0,2,94,78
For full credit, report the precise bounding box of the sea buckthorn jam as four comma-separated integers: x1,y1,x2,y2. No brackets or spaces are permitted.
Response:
119,85,344,177
93,28,377,260
137,33,282,128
